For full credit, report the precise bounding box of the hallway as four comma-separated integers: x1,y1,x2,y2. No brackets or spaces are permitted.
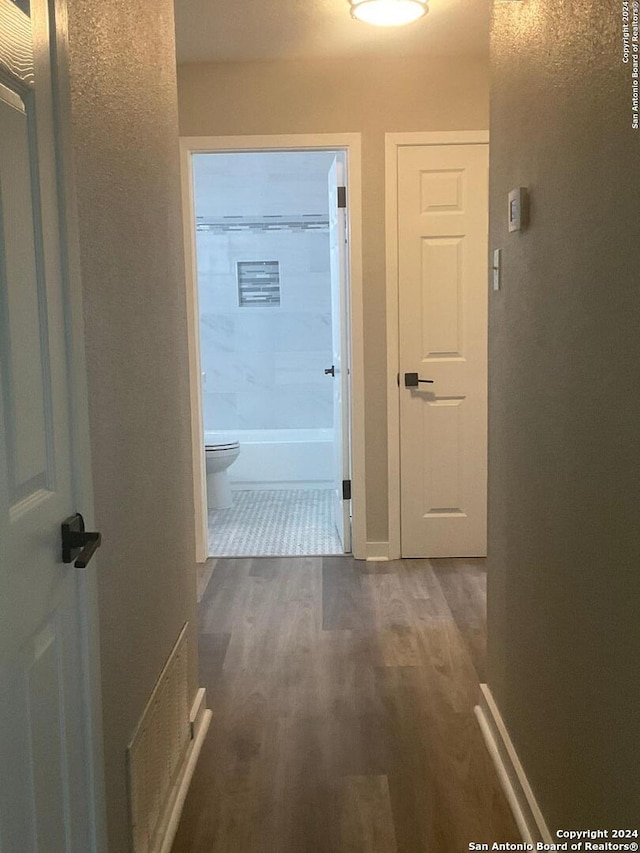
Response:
172,556,520,852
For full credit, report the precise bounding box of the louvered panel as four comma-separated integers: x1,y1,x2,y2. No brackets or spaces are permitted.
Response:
0,0,34,88
127,624,191,853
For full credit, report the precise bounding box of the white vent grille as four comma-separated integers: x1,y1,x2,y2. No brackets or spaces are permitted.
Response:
127,623,190,853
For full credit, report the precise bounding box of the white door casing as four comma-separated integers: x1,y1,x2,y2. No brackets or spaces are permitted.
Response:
0,0,106,850
391,136,489,558
180,134,366,560
327,154,351,553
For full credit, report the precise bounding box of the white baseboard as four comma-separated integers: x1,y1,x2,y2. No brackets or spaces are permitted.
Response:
365,541,390,561
475,684,552,846
157,688,212,853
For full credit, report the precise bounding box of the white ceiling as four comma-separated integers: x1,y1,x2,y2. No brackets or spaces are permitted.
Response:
174,0,490,64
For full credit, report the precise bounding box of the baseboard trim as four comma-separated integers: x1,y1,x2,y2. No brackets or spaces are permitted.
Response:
365,541,390,561
475,684,552,846
157,688,212,853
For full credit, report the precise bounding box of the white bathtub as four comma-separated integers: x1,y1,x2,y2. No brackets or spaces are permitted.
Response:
204,428,334,490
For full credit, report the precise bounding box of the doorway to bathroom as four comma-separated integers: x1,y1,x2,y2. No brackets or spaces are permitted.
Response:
181,137,365,559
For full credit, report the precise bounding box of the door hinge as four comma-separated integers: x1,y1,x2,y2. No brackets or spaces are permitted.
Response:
342,479,352,500
337,186,347,209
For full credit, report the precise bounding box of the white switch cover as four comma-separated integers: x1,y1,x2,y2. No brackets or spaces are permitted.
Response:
492,248,501,292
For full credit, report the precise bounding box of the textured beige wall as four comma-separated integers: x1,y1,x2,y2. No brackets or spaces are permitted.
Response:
488,0,640,828
177,56,490,543
66,2,198,850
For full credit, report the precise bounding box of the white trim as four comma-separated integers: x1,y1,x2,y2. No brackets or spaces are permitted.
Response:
365,541,390,561
157,688,212,853
179,146,209,564
384,130,490,560
179,133,366,561
475,684,553,846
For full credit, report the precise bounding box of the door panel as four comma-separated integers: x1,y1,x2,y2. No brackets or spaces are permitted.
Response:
0,89,54,500
420,236,463,358
0,0,103,850
398,143,488,557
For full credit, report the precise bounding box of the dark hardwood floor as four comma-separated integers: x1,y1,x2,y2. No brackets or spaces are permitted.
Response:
171,556,520,853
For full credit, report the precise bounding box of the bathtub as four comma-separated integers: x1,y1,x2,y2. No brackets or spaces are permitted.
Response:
204,428,334,490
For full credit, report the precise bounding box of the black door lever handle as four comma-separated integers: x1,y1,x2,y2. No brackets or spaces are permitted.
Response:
404,372,434,388
324,365,335,377
61,513,102,568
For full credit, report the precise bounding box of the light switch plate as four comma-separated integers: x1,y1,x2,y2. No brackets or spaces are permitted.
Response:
492,248,501,291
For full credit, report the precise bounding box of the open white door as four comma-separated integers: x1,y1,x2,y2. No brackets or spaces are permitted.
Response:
0,1,106,850
327,155,351,553
397,142,489,557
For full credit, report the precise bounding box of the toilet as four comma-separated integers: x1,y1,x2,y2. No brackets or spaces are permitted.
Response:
204,433,240,510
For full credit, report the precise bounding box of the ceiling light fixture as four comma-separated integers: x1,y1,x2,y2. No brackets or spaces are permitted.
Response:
349,0,429,27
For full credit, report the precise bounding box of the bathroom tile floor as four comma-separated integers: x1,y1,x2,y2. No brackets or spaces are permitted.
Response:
208,488,344,557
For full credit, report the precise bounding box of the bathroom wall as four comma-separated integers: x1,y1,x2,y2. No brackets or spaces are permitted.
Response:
178,55,490,543
194,152,336,439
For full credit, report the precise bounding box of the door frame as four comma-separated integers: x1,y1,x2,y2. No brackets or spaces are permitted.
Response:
179,133,366,561
385,131,490,560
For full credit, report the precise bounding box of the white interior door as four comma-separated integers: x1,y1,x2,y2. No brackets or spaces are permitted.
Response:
0,1,105,850
327,155,351,553
397,142,488,557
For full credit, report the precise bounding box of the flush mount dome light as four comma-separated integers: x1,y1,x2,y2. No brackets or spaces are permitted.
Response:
349,0,428,26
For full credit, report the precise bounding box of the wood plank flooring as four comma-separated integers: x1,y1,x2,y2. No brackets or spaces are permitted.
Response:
172,557,520,853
